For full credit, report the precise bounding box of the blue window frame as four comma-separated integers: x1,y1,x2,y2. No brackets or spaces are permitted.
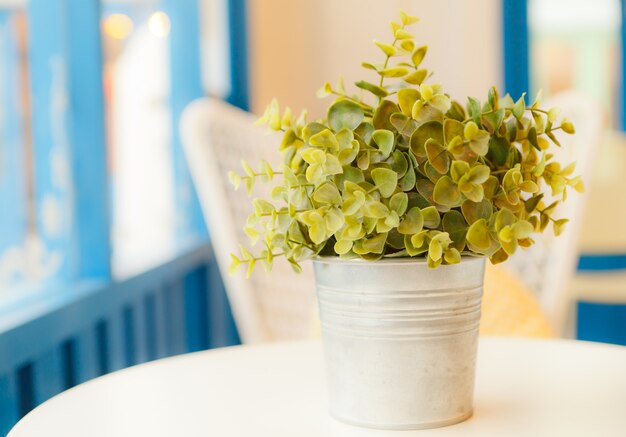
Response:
0,0,250,433
502,0,530,100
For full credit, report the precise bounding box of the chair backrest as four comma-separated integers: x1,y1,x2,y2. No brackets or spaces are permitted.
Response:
503,91,602,334
180,98,318,343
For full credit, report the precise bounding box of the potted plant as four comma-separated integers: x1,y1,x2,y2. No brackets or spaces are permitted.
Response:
228,11,582,430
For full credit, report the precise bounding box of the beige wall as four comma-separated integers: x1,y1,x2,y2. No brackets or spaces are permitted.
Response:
248,0,502,116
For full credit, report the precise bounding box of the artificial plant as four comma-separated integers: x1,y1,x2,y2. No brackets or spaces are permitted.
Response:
229,11,583,275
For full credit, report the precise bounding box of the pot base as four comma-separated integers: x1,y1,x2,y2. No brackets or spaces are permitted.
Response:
330,409,473,430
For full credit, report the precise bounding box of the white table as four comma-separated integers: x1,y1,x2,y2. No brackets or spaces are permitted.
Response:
9,338,626,436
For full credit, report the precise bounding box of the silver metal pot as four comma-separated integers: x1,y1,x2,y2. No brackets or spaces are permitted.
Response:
312,256,486,430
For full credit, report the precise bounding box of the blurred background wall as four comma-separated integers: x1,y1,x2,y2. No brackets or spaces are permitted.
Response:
248,0,502,117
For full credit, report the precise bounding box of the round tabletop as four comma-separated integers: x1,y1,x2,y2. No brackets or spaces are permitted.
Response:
9,338,626,437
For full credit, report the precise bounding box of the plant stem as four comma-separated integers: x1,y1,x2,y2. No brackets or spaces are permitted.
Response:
379,38,398,88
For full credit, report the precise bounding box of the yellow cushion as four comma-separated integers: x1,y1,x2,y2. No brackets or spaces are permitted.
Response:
480,264,554,338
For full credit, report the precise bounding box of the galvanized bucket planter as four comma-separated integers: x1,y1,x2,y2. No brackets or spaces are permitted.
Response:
312,256,486,430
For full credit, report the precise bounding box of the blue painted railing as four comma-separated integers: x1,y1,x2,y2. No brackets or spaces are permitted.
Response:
0,242,239,435
576,253,626,346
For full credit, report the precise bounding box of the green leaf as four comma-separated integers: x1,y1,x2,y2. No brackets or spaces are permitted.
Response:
313,182,341,205
425,139,450,174
429,238,443,262
421,206,441,228
389,113,418,137
342,190,366,215
410,120,443,160
362,233,388,254
328,100,365,132
433,175,461,207
302,122,327,142
488,136,510,166
527,126,539,150
481,108,505,134
512,220,534,239
460,182,484,202
228,171,242,189
398,88,421,116
467,165,490,184
404,233,425,256
450,160,470,183
443,210,468,250
371,129,395,157
373,100,399,131
390,192,408,215
253,198,274,216
342,165,365,184
468,130,490,156
400,39,415,52
325,207,345,234
355,80,388,98
487,248,507,264
467,97,482,125
364,200,390,218
386,229,405,249
444,247,461,264
524,193,544,213
412,46,428,66
495,209,516,232
371,167,398,198
379,67,409,78
461,199,493,224
404,69,428,85
553,218,569,236
466,219,491,250
334,239,353,255
323,154,343,176
309,129,339,150
398,207,423,234
316,81,333,98
399,162,416,191
444,119,464,146
303,212,326,244
447,101,466,122
301,148,326,165
416,178,434,201
394,28,414,40
228,254,242,275
561,119,576,134
400,11,419,25
488,86,499,109
374,40,397,56
483,176,499,199
512,93,526,119
424,162,443,183
499,94,515,109
390,151,409,178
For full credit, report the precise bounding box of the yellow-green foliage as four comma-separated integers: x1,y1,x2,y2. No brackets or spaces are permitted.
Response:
229,12,583,275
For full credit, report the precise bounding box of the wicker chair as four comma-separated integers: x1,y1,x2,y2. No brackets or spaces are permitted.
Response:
181,99,317,343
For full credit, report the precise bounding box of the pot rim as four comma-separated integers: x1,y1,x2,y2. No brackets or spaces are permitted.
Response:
312,254,485,266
